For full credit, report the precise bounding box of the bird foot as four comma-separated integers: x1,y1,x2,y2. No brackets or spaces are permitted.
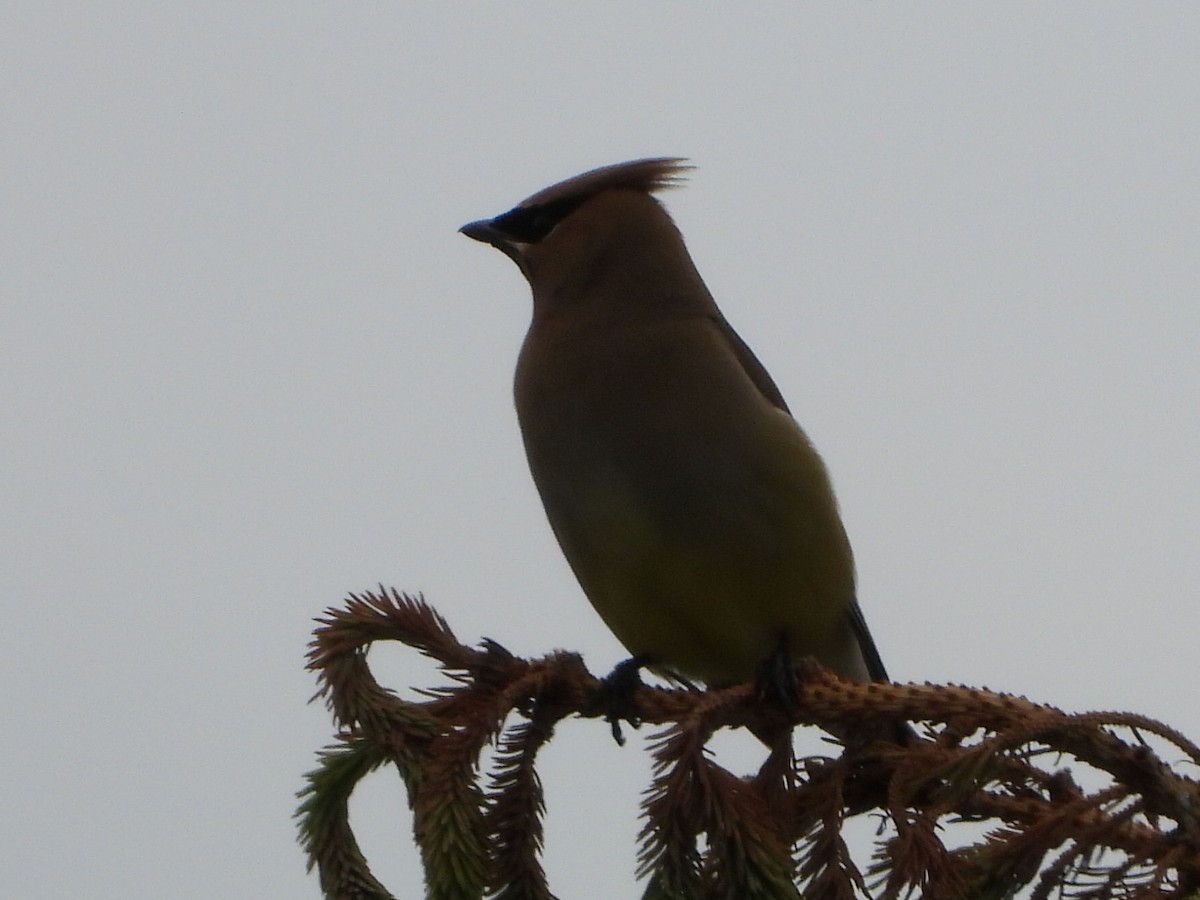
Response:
586,656,653,746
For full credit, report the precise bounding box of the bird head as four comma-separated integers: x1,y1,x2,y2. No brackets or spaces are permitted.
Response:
460,158,694,301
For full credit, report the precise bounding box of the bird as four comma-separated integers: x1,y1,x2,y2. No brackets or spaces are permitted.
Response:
459,157,891,701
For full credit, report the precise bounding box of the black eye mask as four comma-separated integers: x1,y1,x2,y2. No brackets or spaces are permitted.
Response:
486,195,587,243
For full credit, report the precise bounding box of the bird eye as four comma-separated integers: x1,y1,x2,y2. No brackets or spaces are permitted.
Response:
490,196,585,243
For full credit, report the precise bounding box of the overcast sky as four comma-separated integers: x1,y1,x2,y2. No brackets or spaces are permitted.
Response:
4,5,1199,898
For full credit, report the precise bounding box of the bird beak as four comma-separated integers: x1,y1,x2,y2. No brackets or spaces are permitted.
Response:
460,218,526,267
459,218,508,248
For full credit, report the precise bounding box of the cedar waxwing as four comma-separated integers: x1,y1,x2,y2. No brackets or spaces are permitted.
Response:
460,158,889,691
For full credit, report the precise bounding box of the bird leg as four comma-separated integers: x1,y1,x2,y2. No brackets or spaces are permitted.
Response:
585,655,655,746
755,633,813,711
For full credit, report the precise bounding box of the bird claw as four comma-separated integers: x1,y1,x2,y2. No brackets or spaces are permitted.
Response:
588,656,652,746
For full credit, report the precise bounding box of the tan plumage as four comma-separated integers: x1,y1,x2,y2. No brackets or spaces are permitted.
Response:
460,158,888,688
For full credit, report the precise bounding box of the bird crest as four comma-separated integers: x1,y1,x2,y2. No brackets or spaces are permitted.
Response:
518,157,692,209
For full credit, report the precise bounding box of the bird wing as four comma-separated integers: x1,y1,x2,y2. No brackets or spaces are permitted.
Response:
708,314,792,415
710,312,892,684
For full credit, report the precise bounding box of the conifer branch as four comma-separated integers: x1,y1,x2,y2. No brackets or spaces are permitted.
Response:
297,589,1200,899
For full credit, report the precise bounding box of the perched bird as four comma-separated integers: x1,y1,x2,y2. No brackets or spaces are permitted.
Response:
460,158,890,694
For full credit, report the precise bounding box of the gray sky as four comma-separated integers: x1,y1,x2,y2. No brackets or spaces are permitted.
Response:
4,5,1198,897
